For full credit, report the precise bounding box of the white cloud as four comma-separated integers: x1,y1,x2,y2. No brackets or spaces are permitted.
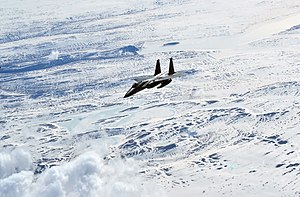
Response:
0,147,163,197
0,149,32,179
0,171,33,197
30,151,157,197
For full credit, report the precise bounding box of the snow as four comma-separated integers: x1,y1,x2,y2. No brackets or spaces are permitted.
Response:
1,0,300,196
48,51,60,61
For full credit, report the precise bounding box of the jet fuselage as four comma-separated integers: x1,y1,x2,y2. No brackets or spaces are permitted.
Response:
123,78,172,98
124,58,176,98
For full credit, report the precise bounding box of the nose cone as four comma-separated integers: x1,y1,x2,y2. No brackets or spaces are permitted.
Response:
124,81,146,98
124,88,134,98
123,92,130,98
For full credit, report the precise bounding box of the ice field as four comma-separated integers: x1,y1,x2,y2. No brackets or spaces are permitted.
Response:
0,0,300,196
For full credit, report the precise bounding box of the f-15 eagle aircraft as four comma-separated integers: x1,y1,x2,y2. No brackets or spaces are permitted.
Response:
124,58,180,98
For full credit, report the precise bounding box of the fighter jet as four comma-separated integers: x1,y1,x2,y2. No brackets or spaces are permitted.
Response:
124,58,178,98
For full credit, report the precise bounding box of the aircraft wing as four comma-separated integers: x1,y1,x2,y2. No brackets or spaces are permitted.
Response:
131,69,196,83
131,75,153,82
141,72,167,87
132,72,165,82
156,69,197,80
149,71,184,81
143,69,196,83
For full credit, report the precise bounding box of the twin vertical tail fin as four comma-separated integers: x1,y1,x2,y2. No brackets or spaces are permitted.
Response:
154,59,161,76
168,58,175,75
154,58,175,76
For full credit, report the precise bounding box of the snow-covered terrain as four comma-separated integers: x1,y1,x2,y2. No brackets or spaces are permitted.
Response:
1,0,300,196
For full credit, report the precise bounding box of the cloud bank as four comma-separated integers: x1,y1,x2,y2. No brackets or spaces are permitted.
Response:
0,148,162,197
